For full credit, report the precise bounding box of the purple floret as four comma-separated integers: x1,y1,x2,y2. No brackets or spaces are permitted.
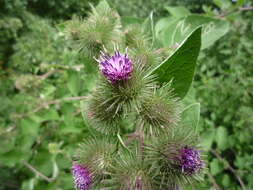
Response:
72,164,92,190
98,50,133,83
179,147,203,175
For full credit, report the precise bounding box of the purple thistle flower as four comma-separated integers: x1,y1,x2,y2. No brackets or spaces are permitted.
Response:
72,164,92,190
97,49,133,83
179,146,203,175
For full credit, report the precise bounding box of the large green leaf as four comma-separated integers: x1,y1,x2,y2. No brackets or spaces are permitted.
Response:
157,14,229,49
150,27,201,98
155,17,178,38
121,17,144,26
165,6,190,18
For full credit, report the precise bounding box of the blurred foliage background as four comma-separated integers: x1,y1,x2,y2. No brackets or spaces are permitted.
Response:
0,0,253,190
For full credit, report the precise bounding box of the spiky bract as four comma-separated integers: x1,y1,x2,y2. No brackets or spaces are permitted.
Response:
167,184,181,190
63,3,122,57
139,84,182,136
103,151,155,190
72,164,92,190
145,127,204,188
75,138,116,178
125,25,162,67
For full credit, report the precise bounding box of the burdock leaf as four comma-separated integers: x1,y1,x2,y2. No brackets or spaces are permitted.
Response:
149,27,201,98
158,15,229,49
165,6,190,18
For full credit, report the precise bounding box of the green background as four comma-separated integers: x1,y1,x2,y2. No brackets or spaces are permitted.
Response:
0,0,252,189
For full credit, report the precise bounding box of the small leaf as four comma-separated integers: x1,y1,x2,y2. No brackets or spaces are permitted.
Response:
67,70,81,96
235,0,245,7
32,149,53,176
200,129,215,150
19,119,39,153
181,102,200,131
61,116,83,133
0,150,28,167
222,174,231,187
150,27,202,98
210,158,224,175
21,178,35,190
215,126,228,150
31,109,60,123
21,119,40,135
95,0,110,10
214,0,231,9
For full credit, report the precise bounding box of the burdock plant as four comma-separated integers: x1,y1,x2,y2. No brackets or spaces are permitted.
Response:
66,1,206,189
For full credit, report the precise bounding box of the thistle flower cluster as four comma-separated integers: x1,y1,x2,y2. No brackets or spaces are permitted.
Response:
70,2,205,189
72,48,204,190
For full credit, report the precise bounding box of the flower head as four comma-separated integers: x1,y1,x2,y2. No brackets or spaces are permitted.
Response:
179,147,203,175
97,48,133,83
72,164,92,190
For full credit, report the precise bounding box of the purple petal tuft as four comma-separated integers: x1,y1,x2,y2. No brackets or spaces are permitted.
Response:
179,147,203,175
72,164,92,190
98,49,133,83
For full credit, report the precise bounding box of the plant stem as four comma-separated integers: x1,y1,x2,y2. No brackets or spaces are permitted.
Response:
23,161,55,182
210,149,246,190
207,171,223,190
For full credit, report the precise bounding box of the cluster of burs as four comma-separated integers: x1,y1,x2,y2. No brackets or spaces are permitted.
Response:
66,2,205,190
